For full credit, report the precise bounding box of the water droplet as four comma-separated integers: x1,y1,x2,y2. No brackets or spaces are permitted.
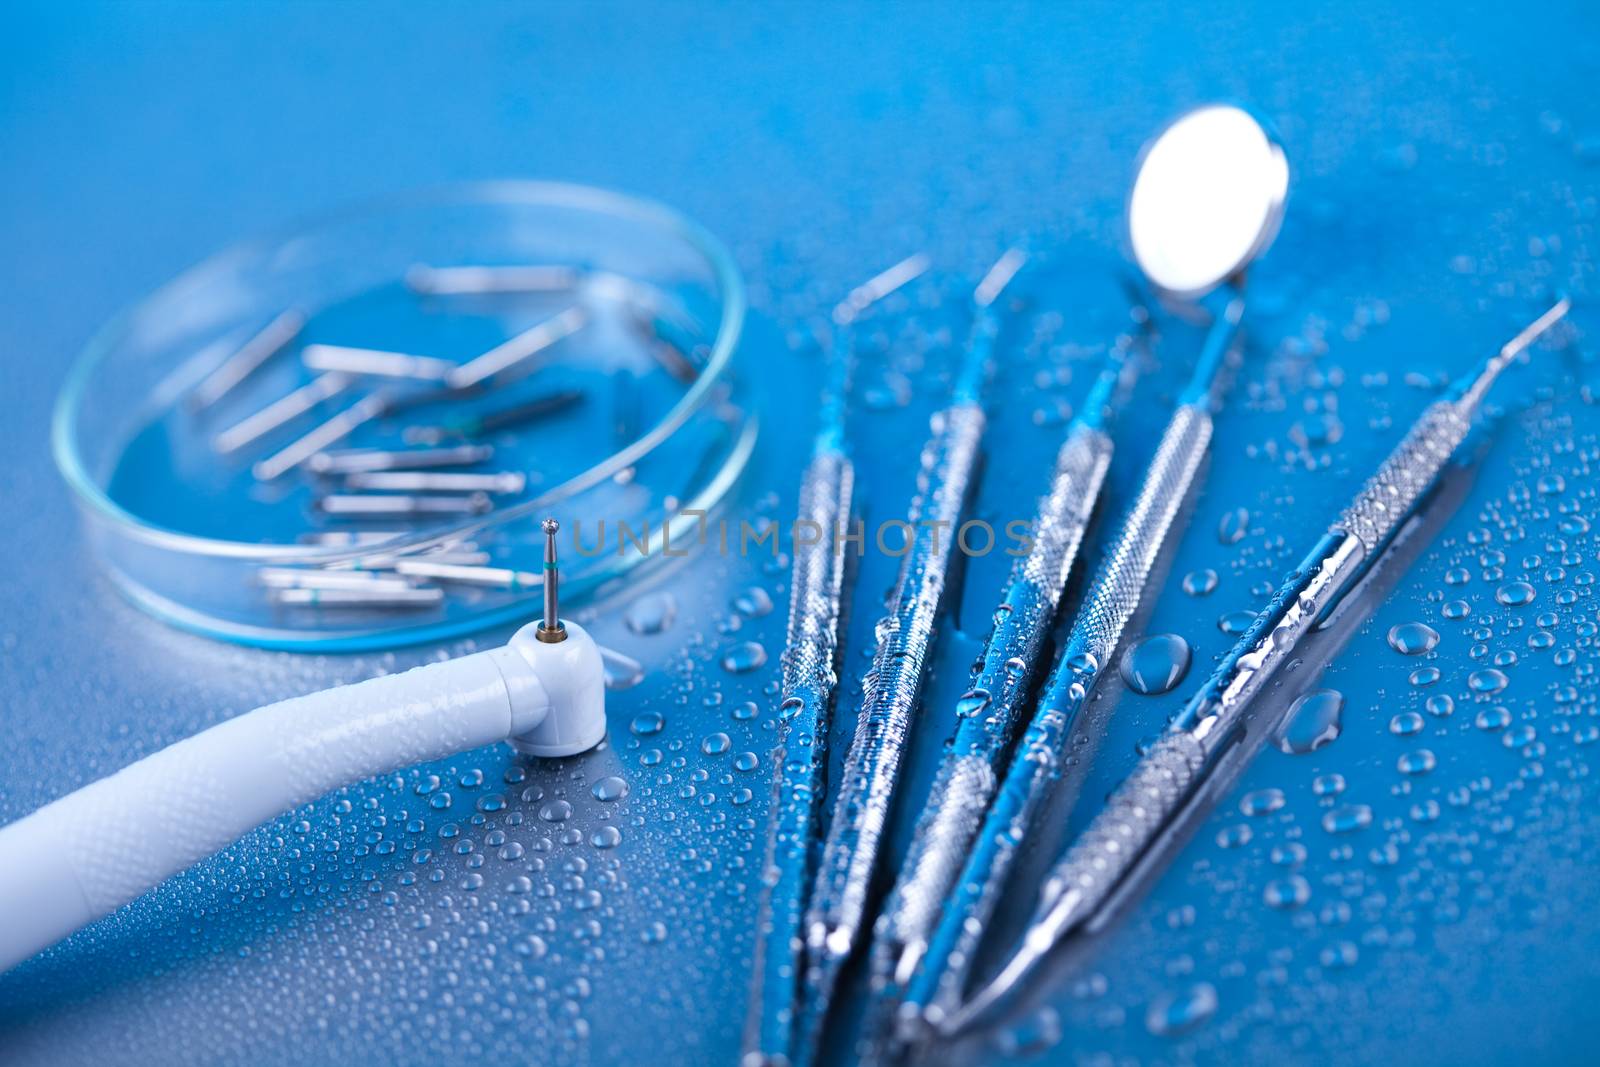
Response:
1389,712,1424,736
539,800,573,822
625,591,678,635
1182,569,1219,597
1495,581,1536,607
1386,621,1440,655
630,711,665,736
955,690,992,719
1276,689,1344,754
591,826,623,849
1475,705,1511,732
700,732,731,756
732,586,774,617
591,776,630,801
1263,875,1311,910
1119,634,1193,695
1146,983,1218,1036
721,641,768,674
1219,610,1256,635
1397,749,1437,776
1241,789,1285,817
1218,508,1250,545
1468,668,1509,694
1322,804,1372,834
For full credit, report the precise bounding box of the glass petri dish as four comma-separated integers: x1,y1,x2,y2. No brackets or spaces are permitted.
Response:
53,182,752,651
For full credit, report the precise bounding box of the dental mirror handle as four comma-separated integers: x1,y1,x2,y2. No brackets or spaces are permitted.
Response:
0,619,606,974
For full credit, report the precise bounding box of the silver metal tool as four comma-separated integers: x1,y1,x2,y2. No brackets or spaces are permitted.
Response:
946,296,1571,1034
214,372,353,455
301,344,457,382
882,103,1286,1042
792,249,1023,1064
307,444,494,475
447,306,589,388
189,309,306,411
741,253,931,1067
342,470,526,494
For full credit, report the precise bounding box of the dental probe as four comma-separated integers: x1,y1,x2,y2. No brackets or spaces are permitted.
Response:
865,319,1138,1023
0,520,605,974
742,253,930,1067
945,298,1571,1034
795,249,1025,1062
895,299,1240,1037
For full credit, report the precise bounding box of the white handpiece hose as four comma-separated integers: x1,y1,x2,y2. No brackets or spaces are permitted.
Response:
0,619,606,973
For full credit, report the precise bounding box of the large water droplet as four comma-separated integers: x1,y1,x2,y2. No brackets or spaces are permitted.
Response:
1495,581,1536,607
1386,621,1439,655
1182,569,1218,597
722,641,768,673
1119,634,1192,695
625,591,678,634
1276,688,1344,754
591,776,630,801
1218,508,1250,545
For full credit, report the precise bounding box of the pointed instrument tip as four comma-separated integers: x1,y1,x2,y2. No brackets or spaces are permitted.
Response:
1458,296,1573,412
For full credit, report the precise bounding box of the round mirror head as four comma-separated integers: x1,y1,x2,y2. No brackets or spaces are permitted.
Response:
1128,105,1288,300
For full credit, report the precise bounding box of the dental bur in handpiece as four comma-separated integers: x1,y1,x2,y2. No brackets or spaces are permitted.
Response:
741,253,930,1067
947,297,1571,1034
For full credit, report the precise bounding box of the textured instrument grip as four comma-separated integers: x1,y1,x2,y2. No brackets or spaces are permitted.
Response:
1336,400,1468,552
809,401,985,949
882,423,1112,955
1037,730,1206,923
0,653,517,971
745,449,854,1064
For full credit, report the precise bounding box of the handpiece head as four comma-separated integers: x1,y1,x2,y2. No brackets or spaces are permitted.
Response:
503,617,607,757
1128,104,1289,301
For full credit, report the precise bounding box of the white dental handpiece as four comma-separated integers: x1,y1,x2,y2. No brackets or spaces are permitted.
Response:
0,521,605,974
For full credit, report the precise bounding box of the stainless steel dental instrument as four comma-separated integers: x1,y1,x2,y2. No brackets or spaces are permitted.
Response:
189,308,306,411
405,263,581,295
254,391,392,479
317,491,493,517
393,559,543,590
214,371,354,454
343,470,527,494
446,305,589,388
947,297,1572,1034
269,586,447,609
795,249,1024,1061
742,253,931,1067
882,104,1287,1040
402,388,586,444
302,343,457,381
308,443,495,474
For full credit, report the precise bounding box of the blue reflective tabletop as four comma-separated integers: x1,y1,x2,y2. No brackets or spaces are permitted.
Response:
1,3,1597,1064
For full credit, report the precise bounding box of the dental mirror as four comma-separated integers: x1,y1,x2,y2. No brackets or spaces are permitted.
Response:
1128,104,1288,299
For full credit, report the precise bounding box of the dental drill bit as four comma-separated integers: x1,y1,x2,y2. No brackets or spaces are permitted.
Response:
447,306,589,389
945,298,1570,1035
189,309,306,411
742,253,930,1067
301,343,457,382
539,517,565,642
895,299,1241,1039
794,250,1024,1063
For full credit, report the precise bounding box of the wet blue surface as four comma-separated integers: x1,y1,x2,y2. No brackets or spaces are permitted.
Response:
1,2,1598,1064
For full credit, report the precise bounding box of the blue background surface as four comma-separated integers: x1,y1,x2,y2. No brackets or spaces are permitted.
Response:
2,3,1598,1064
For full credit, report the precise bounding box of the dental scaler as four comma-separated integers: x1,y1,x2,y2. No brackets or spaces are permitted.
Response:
947,297,1572,1032
0,518,605,973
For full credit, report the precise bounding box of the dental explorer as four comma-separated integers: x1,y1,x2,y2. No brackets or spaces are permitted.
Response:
881,104,1288,1038
0,519,605,973
946,296,1572,1034
794,248,1026,1061
742,253,930,1067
